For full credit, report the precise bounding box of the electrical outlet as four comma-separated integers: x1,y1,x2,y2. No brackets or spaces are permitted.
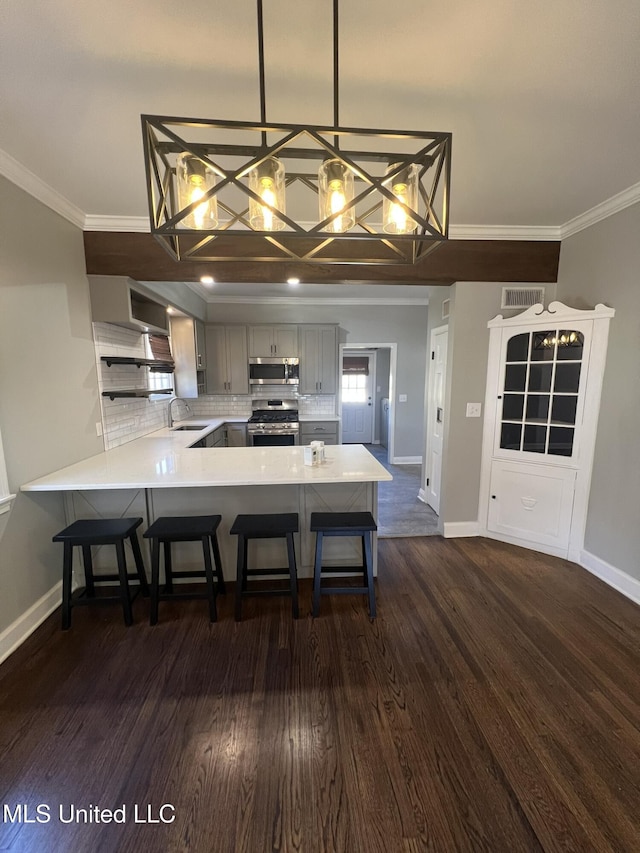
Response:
399,394,408,403
466,402,482,418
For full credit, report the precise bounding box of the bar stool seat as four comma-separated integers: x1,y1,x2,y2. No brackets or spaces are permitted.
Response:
143,515,225,624
230,513,299,621
310,511,378,618
52,517,148,629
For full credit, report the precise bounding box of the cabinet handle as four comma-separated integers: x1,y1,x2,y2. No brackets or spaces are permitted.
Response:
319,381,322,390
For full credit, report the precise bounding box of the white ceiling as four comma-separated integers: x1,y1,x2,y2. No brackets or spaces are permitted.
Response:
1,0,639,299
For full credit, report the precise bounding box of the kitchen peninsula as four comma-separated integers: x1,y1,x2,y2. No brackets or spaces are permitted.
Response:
22,420,392,577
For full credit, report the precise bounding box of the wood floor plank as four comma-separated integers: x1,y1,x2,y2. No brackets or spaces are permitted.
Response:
1,536,639,852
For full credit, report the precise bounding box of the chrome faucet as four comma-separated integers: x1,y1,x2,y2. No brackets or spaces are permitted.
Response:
168,397,192,427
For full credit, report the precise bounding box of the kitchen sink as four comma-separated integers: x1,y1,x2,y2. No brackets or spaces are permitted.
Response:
172,425,204,431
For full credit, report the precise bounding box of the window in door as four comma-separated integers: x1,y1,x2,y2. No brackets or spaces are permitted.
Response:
500,329,583,457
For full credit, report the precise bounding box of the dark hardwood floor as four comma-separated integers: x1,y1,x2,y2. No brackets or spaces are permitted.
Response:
1,536,639,852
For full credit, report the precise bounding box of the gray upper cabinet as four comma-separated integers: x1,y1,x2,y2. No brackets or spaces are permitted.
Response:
194,320,207,370
248,325,299,357
205,326,249,394
300,325,338,394
171,316,207,397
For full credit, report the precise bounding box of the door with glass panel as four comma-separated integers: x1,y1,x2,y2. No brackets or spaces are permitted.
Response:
496,324,591,463
341,352,374,444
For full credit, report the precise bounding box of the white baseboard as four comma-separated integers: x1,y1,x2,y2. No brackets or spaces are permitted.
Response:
392,456,422,465
443,521,480,538
0,581,61,666
580,549,640,606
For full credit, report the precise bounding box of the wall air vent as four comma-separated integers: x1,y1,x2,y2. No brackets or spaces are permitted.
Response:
442,299,451,319
501,287,545,309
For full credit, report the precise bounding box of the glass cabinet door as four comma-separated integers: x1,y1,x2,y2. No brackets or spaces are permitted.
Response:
497,327,586,460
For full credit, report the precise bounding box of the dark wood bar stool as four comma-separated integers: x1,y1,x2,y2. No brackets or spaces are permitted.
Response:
230,513,299,621
52,517,148,629
310,511,378,618
143,515,225,624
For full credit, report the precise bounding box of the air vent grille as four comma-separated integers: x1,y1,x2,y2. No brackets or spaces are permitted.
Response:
442,299,450,319
501,287,545,309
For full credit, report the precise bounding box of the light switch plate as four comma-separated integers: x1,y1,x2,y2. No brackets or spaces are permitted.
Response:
399,394,408,402
95,421,103,436
466,402,482,418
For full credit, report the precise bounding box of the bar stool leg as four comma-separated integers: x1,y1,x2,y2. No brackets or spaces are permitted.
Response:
210,533,226,594
164,540,173,593
201,535,218,623
149,538,161,626
81,544,96,597
286,532,299,619
235,534,246,622
61,542,74,630
115,540,133,626
312,531,324,617
130,532,149,596
363,531,376,619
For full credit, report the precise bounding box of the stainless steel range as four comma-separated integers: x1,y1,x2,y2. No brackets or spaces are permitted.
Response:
247,399,299,447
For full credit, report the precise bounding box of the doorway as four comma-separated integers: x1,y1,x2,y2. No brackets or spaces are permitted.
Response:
339,343,396,459
341,350,376,444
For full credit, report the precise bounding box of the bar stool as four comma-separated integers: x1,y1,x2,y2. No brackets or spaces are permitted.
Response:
230,513,299,621
310,512,378,618
143,515,225,624
52,517,148,629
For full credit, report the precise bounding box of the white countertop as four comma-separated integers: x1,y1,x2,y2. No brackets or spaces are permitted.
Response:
21,418,391,492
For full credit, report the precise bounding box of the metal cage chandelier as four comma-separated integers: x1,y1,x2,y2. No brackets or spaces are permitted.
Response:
141,0,452,266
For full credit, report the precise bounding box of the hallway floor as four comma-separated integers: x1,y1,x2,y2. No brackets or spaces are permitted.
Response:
364,444,439,537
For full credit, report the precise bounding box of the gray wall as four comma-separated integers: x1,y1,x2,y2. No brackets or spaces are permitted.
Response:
437,281,556,526
0,177,103,636
205,301,429,457
555,203,640,579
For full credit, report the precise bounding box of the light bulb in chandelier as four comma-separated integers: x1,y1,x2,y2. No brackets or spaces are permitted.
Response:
383,163,419,234
318,159,355,233
248,157,286,231
176,154,218,229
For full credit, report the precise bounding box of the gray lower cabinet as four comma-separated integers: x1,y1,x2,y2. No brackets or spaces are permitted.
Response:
205,326,249,394
225,423,247,447
300,325,338,394
300,421,339,445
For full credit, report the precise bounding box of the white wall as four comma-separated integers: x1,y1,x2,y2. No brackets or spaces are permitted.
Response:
0,177,103,638
555,203,640,580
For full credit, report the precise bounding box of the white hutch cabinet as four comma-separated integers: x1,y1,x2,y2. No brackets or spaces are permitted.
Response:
478,302,614,560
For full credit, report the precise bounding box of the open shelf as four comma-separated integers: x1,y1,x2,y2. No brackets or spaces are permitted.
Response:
101,389,173,401
101,356,174,372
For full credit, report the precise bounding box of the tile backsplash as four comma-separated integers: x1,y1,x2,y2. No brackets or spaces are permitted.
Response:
94,322,337,449
94,323,172,450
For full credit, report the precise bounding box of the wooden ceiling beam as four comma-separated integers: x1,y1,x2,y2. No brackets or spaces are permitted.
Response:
83,232,560,285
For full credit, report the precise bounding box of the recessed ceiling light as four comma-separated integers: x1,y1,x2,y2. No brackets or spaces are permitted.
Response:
200,275,215,285
287,277,300,286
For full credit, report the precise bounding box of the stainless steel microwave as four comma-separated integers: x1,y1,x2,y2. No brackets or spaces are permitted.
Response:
249,357,299,385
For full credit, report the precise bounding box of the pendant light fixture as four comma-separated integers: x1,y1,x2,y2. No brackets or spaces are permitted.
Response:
383,164,419,234
141,0,452,264
318,158,355,233
248,156,286,231
175,153,218,230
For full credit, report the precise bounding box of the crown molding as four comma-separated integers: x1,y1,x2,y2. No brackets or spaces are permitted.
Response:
84,215,150,232
560,180,640,240
0,149,85,229
196,293,428,306
449,224,561,240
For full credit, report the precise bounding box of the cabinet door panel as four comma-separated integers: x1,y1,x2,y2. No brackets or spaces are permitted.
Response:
300,326,319,394
274,326,299,356
204,326,228,394
317,326,337,394
487,460,576,549
226,326,249,394
248,326,274,356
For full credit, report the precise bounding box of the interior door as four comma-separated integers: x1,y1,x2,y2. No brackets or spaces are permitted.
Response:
341,352,374,443
425,326,448,514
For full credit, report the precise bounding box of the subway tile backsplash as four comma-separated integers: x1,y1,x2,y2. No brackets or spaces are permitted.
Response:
94,322,337,449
